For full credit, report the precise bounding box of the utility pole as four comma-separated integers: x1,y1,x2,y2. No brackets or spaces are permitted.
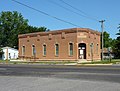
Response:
99,20,105,61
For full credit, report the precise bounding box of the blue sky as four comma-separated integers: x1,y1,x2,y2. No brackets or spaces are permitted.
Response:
0,0,120,39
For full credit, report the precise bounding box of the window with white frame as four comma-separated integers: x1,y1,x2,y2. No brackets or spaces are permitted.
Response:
90,43,94,54
32,45,36,56
55,44,59,56
69,43,73,56
22,46,25,56
43,45,46,56
96,44,99,54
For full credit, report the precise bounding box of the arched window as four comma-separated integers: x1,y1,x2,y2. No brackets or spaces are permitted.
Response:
90,43,94,52
69,43,73,56
96,44,99,54
32,45,36,56
55,44,59,56
22,46,25,56
43,45,46,56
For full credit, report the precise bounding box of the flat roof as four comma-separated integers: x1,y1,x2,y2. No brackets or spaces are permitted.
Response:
18,28,101,38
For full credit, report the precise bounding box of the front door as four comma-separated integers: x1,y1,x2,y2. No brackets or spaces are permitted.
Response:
78,43,86,59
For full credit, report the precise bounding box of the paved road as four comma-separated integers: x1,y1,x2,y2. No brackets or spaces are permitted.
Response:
0,76,120,91
0,64,120,91
0,64,120,83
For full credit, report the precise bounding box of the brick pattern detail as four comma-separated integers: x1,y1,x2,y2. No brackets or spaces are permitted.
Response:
18,28,101,61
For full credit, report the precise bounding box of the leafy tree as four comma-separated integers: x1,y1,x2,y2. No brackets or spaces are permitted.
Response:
0,11,28,48
0,11,48,49
104,31,111,48
101,31,113,48
0,48,3,55
116,24,120,38
113,26,120,58
25,26,49,34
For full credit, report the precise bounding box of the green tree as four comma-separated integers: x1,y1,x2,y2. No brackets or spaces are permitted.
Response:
0,11,48,49
104,31,111,48
0,11,28,48
25,26,49,34
113,26,120,58
0,48,3,55
101,31,113,48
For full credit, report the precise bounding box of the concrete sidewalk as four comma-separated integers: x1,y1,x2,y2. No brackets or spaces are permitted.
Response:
2,59,120,67
64,63,113,66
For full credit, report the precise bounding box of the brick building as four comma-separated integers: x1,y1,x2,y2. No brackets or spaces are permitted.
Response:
18,28,101,62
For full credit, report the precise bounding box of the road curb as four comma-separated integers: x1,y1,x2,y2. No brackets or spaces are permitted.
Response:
64,63,113,66
0,63,114,67
76,63,113,66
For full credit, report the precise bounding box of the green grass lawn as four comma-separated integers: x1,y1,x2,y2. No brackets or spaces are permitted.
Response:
4,60,76,65
0,60,6,63
81,59,120,64
0,59,120,65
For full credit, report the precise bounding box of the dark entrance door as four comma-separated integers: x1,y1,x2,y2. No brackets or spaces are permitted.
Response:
78,43,86,59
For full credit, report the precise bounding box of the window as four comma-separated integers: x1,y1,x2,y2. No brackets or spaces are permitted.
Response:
90,43,94,54
32,45,36,56
22,46,25,56
14,53,16,58
96,44,99,54
55,44,59,56
90,43,94,48
43,45,46,56
69,43,73,56
9,53,11,59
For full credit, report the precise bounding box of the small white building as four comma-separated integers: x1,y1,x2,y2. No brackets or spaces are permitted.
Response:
0,47,18,60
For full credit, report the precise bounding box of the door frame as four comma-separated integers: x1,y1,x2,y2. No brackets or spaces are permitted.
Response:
78,43,86,59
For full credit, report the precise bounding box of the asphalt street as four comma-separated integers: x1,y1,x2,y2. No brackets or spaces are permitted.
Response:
0,76,120,91
0,64,120,91
0,64,120,83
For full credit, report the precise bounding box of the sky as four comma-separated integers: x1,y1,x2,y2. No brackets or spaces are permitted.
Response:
0,0,120,39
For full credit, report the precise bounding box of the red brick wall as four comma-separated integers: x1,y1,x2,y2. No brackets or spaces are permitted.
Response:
77,31,101,60
19,32,78,61
19,28,101,61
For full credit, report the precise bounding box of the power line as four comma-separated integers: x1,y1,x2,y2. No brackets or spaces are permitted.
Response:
47,0,90,19
59,0,99,22
11,0,81,28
